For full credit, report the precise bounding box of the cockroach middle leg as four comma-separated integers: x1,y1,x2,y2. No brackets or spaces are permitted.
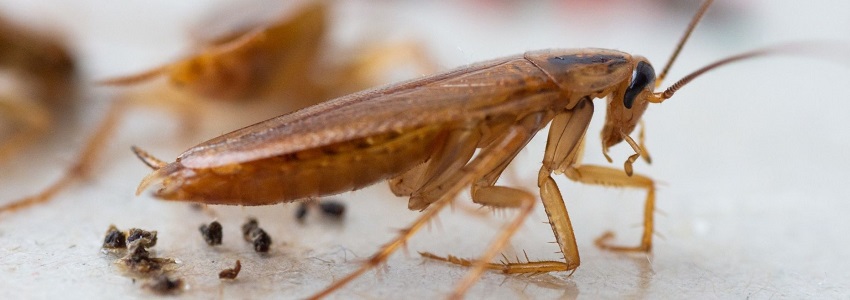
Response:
310,119,545,299
440,116,552,298
410,113,571,298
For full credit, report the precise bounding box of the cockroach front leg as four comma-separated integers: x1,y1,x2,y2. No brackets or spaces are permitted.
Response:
407,112,587,299
422,102,599,283
418,171,581,272
620,128,652,176
564,165,656,252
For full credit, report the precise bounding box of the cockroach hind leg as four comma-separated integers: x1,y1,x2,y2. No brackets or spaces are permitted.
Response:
418,251,507,271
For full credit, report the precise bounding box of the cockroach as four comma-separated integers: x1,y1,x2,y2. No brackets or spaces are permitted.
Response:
100,1,331,104
132,0,812,298
0,1,432,215
100,0,434,106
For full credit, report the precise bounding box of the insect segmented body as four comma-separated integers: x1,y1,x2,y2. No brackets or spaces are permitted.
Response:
133,0,804,298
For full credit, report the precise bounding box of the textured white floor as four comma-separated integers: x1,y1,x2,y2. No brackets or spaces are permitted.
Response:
1,0,849,299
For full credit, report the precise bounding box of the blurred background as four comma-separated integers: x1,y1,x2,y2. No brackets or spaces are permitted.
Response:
1,0,849,299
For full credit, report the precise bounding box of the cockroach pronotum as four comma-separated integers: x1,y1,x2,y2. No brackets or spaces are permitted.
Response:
132,0,837,298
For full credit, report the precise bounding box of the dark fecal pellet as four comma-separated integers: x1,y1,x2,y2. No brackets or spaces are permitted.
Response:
295,202,309,222
103,225,126,249
120,240,157,273
241,218,271,252
118,234,175,274
125,240,151,262
142,275,183,294
218,260,242,279
126,228,157,248
199,221,223,246
241,218,259,241
250,229,271,252
318,200,346,218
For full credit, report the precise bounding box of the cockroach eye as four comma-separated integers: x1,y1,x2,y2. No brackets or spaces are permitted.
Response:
623,61,655,109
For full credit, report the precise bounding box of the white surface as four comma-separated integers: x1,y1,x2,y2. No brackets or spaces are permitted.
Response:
1,0,849,299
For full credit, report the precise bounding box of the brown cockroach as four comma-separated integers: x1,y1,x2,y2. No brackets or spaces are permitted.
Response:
101,0,433,106
102,1,334,104
0,1,432,214
132,0,806,298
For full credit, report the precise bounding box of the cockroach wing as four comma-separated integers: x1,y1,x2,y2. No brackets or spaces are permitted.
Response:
176,49,630,168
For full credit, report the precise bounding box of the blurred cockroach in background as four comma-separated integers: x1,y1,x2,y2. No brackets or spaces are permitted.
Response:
0,1,434,214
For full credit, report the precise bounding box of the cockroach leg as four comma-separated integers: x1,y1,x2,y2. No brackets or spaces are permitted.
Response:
310,118,543,299
307,196,452,300
394,127,480,210
450,135,541,297
0,100,127,213
564,165,656,252
423,102,596,282
411,113,553,298
388,160,428,197
637,120,652,164
620,131,645,176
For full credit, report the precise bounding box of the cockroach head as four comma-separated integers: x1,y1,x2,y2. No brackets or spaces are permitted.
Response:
600,57,655,152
